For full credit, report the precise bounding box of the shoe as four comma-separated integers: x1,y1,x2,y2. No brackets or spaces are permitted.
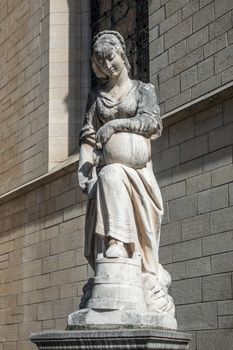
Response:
106,240,128,258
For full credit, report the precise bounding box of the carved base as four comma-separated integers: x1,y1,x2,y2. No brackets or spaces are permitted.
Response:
30,329,191,350
68,307,177,330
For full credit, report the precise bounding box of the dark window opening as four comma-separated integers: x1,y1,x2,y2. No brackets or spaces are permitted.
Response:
91,0,149,85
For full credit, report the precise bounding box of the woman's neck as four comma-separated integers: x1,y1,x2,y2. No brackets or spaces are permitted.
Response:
105,68,132,98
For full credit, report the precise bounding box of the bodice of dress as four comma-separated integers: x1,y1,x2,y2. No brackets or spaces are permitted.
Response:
80,80,162,147
96,80,139,123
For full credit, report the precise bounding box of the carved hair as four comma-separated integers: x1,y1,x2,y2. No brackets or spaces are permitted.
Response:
92,30,131,72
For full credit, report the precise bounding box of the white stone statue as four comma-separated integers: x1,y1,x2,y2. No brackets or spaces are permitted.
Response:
69,30,176,329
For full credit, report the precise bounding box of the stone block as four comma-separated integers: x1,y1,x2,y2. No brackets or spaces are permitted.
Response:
218,315,233,329
210,12,232,40
155,146,180,172
215,44,233,74
186,173,211,195
169,194,197,221
165,17,192,49
150,37,164,60
172,158,202,183
177,302,217,330
186,257,211,278
50,270,69,287
160,221,182,246
182,213,210,240
161,181,186,202
22,245,37,263
165,89,191,113
211,251,233,274
160,75,180,102
171,278,202,305
203,273,232,301
166,0,189,17
165,261,186,281
69,265,88,283
38,302,52,321
150,52,168,75
42,255,58,274
212,163,233,186
182,0,199,19
75,247,87,266
169,41,186,64
180,134,208,163
203,146,232,172
160,10,182,35
194,105,223,135
52,298,73,319
181,66,198,91
187,27,208,54
218,300,233,315
197,57,214,82
223,98,233,124
193,3,214,32
50,235,70,255
192,74,222,99
198,185,228,214
197,330,233,350
43,287,59,302
155,169,172,188
173,239,202,262
170,117,194,146
202,231,233,256
209,123,233,151
204,34,227,58
210,206,233,234
60,283,78,299
214,0,233,18
58,250,75,270
149,7,165,27
55,189,76,211
159,245,172,265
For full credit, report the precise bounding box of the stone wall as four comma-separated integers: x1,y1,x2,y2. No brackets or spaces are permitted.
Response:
0,0,90,195
0,0,49,195
153,69,233,350
149,0,233,114
0,165,89,349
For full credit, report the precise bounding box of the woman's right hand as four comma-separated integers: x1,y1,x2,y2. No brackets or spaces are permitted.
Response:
78,171,89,192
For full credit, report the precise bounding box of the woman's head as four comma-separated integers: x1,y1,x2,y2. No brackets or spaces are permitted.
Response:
92,31,130,80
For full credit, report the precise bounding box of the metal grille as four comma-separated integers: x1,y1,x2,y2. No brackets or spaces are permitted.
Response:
91,0,149,84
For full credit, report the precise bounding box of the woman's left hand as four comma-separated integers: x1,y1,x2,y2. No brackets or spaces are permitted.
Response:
96,122,115,146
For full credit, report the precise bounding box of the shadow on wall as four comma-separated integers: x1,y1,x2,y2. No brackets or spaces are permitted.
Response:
64,0,91,157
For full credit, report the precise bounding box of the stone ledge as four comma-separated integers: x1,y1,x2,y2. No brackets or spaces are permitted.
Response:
0,154,79,205
30,329,191,350
162,81,233,127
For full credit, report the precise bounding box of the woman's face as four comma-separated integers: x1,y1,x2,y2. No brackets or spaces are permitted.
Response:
93,50,125,78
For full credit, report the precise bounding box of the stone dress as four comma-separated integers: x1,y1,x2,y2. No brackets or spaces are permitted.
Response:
80,80,164,278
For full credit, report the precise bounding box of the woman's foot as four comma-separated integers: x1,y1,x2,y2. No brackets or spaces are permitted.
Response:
106,239,128,258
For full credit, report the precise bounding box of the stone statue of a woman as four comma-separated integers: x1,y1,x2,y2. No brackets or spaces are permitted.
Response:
70,30,176,329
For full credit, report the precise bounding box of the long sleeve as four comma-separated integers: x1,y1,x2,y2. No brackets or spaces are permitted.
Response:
79,90,97,146
111,83,162,139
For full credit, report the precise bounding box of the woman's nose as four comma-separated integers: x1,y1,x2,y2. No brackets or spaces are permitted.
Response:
105,59,112,69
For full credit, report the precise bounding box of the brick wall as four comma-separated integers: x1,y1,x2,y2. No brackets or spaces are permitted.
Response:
153,96,233,350
0,0,49,196
149,0,233,114
0,166,90,349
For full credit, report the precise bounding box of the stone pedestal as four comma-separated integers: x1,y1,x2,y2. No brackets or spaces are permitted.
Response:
30,329,191,350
